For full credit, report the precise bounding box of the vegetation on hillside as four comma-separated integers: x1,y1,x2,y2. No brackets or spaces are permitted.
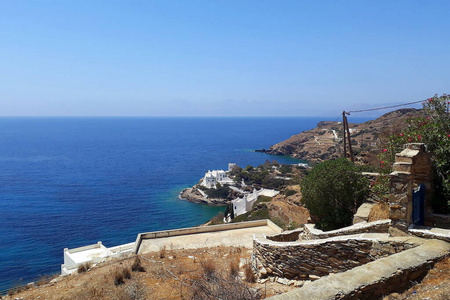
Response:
378,94,450,213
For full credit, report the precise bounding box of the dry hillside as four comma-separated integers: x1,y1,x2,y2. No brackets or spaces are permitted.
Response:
260,108,424,163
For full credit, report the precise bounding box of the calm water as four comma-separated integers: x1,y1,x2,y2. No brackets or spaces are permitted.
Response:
0,117,365,292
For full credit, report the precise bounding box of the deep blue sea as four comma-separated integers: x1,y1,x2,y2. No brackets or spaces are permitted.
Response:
0,117,367,292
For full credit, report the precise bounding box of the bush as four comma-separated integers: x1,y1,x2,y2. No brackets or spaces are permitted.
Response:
205,185,231,199
283,189,297,197
113,267,131,285
279,164,293,174
300,158,370,231
131,256,146,272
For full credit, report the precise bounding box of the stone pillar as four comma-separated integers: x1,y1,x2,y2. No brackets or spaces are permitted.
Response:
389,143,432,232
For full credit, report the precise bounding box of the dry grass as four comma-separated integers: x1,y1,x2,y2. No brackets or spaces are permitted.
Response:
368,201,390,222
2,246,271,300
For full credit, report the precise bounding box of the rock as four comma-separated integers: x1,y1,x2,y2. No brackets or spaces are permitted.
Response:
309,275,321,281
294,281,305,287
259,278,269,284
277,277,292,285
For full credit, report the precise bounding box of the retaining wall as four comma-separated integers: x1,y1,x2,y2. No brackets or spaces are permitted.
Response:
301,220,391,240
253,233,417,279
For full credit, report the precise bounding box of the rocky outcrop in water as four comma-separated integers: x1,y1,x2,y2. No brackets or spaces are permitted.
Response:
179,187,231,206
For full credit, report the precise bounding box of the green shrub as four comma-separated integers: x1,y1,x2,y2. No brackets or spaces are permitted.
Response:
300,158,370,231
279,164,293,174
283,189,297,197
204,185,231,199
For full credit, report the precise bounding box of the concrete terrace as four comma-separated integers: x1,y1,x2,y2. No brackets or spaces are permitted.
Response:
134,220,282,254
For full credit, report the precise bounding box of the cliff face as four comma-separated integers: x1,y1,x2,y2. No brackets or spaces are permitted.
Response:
262,108,424,163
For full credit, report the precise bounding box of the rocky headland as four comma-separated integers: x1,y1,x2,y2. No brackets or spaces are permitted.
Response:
258,108,424,164
179,187,233,206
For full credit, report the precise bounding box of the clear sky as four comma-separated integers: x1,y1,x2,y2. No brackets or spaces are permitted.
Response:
1,0,449,117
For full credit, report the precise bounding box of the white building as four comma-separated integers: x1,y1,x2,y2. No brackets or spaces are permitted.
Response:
202,169,234,189
231,189,279,218
228,163,237,172
61,241,134,275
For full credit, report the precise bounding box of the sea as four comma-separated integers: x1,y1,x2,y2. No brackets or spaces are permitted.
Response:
0,116,368,292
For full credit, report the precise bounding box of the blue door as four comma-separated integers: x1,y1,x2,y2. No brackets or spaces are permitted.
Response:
412,184,425,225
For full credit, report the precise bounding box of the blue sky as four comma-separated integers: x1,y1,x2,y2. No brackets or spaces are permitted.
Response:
1,0,449,117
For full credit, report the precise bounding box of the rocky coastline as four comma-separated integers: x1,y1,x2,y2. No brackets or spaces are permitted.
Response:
179,187,231,206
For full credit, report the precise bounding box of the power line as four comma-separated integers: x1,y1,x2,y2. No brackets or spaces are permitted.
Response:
346,99,424,114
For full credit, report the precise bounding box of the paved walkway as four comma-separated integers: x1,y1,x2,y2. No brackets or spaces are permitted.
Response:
138,225,280,253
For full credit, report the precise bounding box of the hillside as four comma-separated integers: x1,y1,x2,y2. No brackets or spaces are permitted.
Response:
259,108,424,164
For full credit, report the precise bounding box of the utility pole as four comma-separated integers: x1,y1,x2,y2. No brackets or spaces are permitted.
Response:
342,111,354,162
342,111,347,159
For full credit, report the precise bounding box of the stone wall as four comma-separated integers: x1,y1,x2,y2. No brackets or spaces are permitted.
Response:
300,220,391,240
266,228,304,242
253,234,416,280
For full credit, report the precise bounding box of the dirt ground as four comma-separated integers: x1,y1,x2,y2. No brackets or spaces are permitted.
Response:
3,246,295,300
382,256,450,300
268,185,310,228
3,247,449,300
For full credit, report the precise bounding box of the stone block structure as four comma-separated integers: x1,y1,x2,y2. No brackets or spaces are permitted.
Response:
389,143,432,231
252,220,417,281
253,233,416,280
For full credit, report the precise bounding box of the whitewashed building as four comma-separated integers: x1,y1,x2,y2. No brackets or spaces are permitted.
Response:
231,189,279,218
228,163,237,172
202,170,234,189
61,241,134,275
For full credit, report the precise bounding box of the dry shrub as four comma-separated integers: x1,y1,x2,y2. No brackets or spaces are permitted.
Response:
113,280,147,300
368,202,390,222
244,263,255,283
7,285,28,296
200,259,216,280
114,267,132,286
77,261,92,273
73,284,105,300
189,271,260,300
159,246,166,259
170,243,177,258
131,256,146,272
229,258,240,279
36,273,58,286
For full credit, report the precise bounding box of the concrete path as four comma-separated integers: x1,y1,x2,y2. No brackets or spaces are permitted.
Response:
138,224,280,253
